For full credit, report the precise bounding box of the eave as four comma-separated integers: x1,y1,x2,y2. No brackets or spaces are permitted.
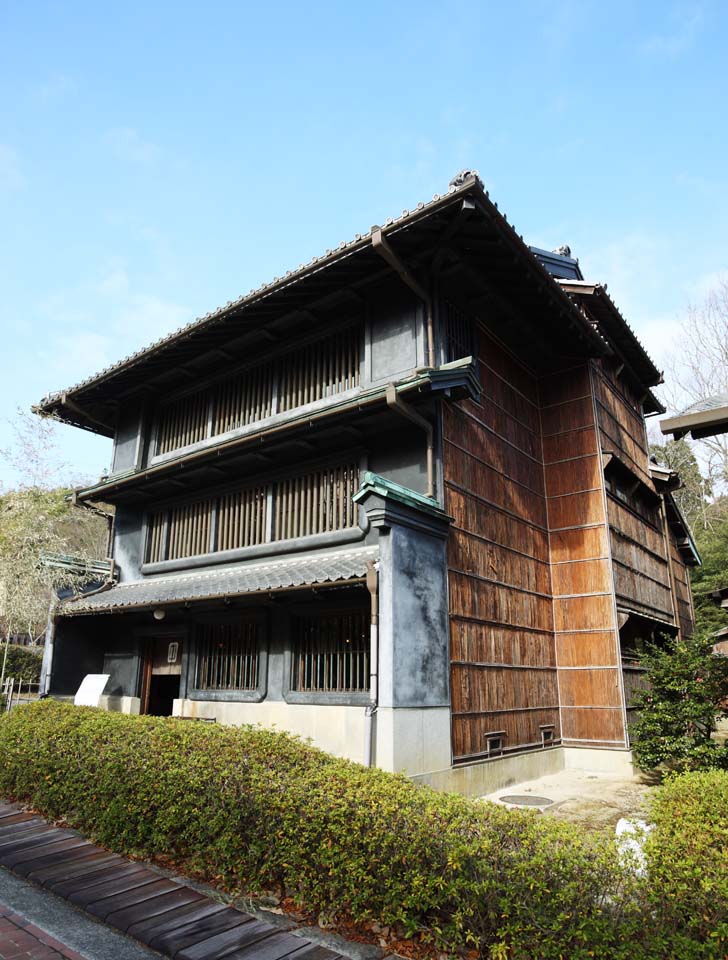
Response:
36,174,609,436
660,404,728,441
557,280,663,399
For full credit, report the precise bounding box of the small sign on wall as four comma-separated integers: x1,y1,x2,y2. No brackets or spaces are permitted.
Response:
167,641,179,664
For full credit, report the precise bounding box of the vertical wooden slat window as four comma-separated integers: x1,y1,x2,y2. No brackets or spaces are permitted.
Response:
156,391,210,455
217,486,268,552
290,610,369,693
278,326,361,413
166,497,212,560
212,362,275,436
145,511,168,563
443,301,475,363
274,462,359,541
194,620,259,690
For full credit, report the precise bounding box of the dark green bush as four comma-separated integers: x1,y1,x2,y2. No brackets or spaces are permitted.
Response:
643,771,728,958
4,705,727,958
630,632,728,772
0,643,43,683
0,701,646,959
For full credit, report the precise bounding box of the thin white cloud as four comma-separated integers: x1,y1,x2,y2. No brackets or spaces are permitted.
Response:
36,260,189,393
641,3,704,57
33,73,76,103
0,145,25,191
105,127,161,166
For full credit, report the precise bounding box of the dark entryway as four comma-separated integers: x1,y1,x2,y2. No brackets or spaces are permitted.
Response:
147,674,180,716
140,635,183,716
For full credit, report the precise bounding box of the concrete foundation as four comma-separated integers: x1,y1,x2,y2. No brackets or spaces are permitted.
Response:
172,699,452,778
98,695,141,715
413,747,566,797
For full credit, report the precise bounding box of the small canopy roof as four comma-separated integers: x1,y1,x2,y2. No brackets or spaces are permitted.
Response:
660,394,728,440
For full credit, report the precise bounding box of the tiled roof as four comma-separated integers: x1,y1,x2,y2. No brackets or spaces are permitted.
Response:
59,546,378,615
38,174,484,407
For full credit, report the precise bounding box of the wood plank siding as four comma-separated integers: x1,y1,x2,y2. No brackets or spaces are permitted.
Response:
595,364,678,629
444,335,697,762
444,328,559,761
542,361,626,748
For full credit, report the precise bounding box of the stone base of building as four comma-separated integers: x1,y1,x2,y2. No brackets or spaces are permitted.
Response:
412,745,636,797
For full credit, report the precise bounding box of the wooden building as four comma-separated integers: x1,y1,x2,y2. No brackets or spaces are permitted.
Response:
36,171,698,793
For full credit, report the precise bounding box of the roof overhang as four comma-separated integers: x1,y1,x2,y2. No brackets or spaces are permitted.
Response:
35,175,610,437
660,404,728,441
557,280,664,406
57,546,378,616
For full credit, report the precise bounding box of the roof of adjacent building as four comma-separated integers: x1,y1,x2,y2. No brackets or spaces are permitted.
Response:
661,394,728,440
58,546,378,616
35,171,661,435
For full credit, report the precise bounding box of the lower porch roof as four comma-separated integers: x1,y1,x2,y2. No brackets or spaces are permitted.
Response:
58,546,378,616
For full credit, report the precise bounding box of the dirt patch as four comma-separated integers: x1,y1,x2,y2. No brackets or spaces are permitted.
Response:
483,770,657,835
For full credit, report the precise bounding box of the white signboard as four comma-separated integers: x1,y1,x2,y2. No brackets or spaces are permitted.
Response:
74,674,110,707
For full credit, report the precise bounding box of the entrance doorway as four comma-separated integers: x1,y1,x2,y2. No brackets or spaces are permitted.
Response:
140,636,183,716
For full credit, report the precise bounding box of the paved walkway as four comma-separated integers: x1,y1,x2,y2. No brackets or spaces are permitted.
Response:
0,904,87,959
0,803,346,960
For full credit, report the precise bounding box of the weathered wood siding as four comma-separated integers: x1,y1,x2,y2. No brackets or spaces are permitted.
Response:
668,525,695,638
542,362,627,747
444,327,559,762
595,363,676,627
440,314,701,762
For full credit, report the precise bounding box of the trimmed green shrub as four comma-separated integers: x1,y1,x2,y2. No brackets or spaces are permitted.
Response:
643,771,728,959
630,632,728,772
0,701,644,959
0,643,43,683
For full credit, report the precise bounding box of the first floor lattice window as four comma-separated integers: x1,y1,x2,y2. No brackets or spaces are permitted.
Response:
194,619,260,691
290,609,369,694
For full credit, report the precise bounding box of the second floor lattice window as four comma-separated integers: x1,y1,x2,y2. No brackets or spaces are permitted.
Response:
145,461,360,563
154,325,361,456
274,463,359,541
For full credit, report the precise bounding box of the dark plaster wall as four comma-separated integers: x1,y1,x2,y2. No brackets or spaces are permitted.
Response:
380,523,450,709
113,510,144,583
112,403,141,474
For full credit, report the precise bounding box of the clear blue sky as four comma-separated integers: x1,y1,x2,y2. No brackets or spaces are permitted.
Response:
1,0,726,488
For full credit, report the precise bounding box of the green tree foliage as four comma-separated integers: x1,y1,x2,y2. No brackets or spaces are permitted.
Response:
630,632,728,772
0,486,107,644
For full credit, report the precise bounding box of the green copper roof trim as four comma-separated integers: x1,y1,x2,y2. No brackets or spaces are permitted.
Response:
353,471,448,519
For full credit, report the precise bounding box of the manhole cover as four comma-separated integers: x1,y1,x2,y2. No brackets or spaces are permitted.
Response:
499,794,553,807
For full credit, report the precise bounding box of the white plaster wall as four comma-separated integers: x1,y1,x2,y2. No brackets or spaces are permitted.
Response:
562,747,634,777
172,700,451,776
173,699,367,764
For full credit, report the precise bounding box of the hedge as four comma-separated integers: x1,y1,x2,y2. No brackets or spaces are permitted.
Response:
0,702,724,958
0,643,43,683
642,771,728,958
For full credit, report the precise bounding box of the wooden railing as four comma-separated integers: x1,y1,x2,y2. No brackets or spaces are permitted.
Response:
154,325,361,457
146,461,360,563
